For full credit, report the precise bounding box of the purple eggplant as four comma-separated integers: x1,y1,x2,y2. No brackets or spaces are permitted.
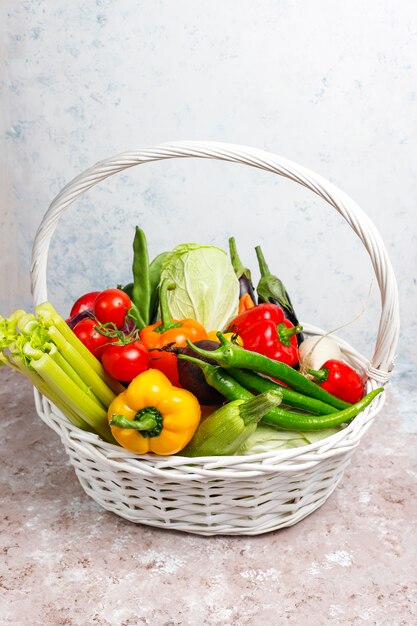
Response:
255,245,305,346
168,340,225,405
229,237,256,305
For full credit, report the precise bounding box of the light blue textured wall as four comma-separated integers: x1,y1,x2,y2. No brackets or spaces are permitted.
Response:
1,1,416,369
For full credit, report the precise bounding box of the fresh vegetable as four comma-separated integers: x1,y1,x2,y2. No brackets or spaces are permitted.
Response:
35,302,124,394
2,225,377,458
228,367,339,415
123,251,169,324
148,252,170,323
176,340,225,405
108,369,201,454
181,389,283,457
140,280,207,386
69,291,100,317
101,339,149,382
260,386,382,431
299,335,342,371
179,353,382,432
228,237,256,312
207,330,243,346
237,423,342,455
121,282,133,299
93,289,131,329
238,294,255,314
131,226,151,328
185,333,350,410
307,359,364,404
178,352,342,430
178,354,251,402
66,309,94,330
159,243,239,331
0,303,124,442
227,303,302,367
72,317,111,360
44,324,119,407
255,245,304,345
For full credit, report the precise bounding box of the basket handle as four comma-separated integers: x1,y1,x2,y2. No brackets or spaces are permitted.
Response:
31,140,399,383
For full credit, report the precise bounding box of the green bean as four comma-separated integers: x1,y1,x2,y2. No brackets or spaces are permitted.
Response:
132,226,151,327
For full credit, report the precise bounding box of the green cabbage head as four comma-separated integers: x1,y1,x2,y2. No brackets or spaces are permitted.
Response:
160,243,239,331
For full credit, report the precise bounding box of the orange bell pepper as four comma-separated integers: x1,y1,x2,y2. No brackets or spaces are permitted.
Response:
140,279,207,386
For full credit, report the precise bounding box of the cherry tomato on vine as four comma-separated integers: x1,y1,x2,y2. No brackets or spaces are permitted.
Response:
70,291,101,317
93,289,131,329
101,340,149,382
73,318,111,361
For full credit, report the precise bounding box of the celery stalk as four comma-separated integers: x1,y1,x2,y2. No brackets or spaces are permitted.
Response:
47,326,117,407
15,312,39,335
51,349,107,408
30,353,116,444
0,351,20,371
35,302,125,394
12,355,89,431
51,350,103,403
19,334,104,408
1,313,21,350
2,306,119,441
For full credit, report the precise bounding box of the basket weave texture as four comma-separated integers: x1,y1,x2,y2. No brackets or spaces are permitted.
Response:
31,141,399,535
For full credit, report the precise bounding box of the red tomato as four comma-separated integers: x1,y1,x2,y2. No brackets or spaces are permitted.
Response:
101,341,149,382
70,291,100,317
73,318,110,361
93,289,131,329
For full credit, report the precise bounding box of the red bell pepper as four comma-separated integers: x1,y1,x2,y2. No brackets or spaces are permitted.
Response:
307,359,364,404
227,303,302,367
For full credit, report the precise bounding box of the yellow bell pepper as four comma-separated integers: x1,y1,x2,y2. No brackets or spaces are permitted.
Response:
207,331,244,347
107,369,201,455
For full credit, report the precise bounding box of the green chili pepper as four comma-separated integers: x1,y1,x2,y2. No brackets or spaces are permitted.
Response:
261,387,383,431
186,333,350,410
228,368,337,415
131,226,151,327
178,354,383,431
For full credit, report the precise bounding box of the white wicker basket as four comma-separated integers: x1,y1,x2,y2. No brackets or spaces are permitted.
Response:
30,141,399,536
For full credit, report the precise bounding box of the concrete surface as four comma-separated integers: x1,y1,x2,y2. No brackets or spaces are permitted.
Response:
0,366,416,626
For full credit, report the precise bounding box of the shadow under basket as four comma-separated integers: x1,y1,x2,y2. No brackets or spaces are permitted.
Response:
30,141,398,536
